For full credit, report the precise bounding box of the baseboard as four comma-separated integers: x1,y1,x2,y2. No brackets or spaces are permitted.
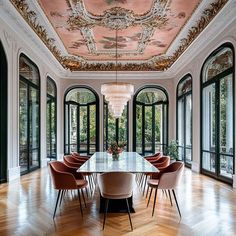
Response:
41,158,48,168
8,166,20,182
191,161,200,173
233,175,236,189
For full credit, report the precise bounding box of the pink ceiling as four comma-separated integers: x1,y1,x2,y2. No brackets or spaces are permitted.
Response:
39,0,202,61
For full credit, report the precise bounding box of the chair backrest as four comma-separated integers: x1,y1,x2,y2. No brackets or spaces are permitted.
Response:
49,161,77,190
98,172,135,199
153,156,170,168
63,155,82,168
158,161,184,189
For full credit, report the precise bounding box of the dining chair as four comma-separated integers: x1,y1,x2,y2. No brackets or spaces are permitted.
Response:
97,172,135,231
147,161,184,217
49,161,88,218
63,155,95,195
144,156,170,197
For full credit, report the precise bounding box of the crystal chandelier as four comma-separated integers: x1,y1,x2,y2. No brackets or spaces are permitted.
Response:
101,28,134,118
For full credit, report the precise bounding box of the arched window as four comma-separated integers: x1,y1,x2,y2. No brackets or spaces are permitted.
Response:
133,86,168,156
64,87,99,155
0,41,7,183
177,74,192,166
47,77,57,160
201,43,234,183
104,101,128,151
19,54,40,174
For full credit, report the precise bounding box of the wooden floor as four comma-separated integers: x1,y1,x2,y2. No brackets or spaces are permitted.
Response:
1,168,236,236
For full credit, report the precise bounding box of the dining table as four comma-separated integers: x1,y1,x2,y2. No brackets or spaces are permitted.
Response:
77,152,159,212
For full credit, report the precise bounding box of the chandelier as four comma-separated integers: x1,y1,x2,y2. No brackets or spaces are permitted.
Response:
101,28,134,118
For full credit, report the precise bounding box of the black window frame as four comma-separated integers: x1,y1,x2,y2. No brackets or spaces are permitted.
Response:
0,41,8,183
46,76,57,160
200,42,235,184
19,53,41,175
133,85,169,156
176,74,192,167
103,100,129,151
64,86,99,155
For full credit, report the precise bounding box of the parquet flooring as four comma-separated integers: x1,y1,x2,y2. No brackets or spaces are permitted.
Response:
1,167,236,235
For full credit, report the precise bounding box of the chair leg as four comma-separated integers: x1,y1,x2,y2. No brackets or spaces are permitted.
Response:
143,175,147,196
168,189,172,206
103,199,109,230
172,189,181,218
59,190,64,206
78,189,83,217
125,198,133,231
53,190,61,219
147,187,153,207
85,187,89,198
146,185,150,198
81,189,87,208
152,188,158,217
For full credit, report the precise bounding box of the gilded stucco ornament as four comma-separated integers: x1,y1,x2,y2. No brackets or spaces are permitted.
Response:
10,0,229,71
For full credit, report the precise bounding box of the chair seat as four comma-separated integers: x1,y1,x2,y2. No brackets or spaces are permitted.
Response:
101,192,132,200
148,179,159,188
76,179,88,188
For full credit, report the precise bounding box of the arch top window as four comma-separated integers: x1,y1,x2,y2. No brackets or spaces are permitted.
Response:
177,75,192,97
47,78,56,97
202,47,233,82
64,87,99,155
66,88,96,104
19,55,40,85
136,88,167,104
133,86,168,156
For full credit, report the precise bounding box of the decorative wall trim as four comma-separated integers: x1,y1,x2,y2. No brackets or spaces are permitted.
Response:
8,166,20,182
10,0,228,71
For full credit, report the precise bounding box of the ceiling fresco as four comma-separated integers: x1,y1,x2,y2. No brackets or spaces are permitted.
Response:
10,0,229,71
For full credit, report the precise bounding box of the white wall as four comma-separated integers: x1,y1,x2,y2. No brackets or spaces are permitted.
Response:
0,16,61,181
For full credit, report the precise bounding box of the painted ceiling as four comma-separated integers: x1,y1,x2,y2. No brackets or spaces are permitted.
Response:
10,0,228,71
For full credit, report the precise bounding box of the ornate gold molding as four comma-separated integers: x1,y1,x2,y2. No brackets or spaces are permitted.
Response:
10,0,229,71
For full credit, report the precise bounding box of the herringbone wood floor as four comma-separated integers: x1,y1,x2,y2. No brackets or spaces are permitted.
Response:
1,167,236,236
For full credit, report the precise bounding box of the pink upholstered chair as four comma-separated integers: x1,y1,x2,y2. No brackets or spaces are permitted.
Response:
98,172,135,230
49,161,88,218
147,161,184,217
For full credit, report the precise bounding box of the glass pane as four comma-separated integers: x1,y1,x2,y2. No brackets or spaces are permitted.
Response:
66,88,96,104
186,95,192,148
46,97,50,158
202,151,215,172
203,47,233,82
155,105,162,153
220,155,233,178
202,84,216,152
145,106,153,152
19,81,28,173
118,106,128,150
220,75,233,155
70,105,78,152
80,106,87,152
178,76,192,96
19,56,39,85
65,104,69,154
107,108,116,145
185,148,192,164
178,146,184,161
89,105,96,154
136,105,142,154
29,87,40,170
162,104,168,154
47,77,56,97
51,100,56,158
136,88,167,104
177,98,184,147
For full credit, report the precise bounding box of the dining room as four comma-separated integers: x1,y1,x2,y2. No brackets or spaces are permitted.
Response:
1,0,236,235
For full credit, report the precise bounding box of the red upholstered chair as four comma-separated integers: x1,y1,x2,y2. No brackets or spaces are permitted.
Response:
147,161,184,217
49,161,88,218
71,152,90,161
64,155,95,195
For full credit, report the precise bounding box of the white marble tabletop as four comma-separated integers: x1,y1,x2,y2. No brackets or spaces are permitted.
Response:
77,152,159,173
